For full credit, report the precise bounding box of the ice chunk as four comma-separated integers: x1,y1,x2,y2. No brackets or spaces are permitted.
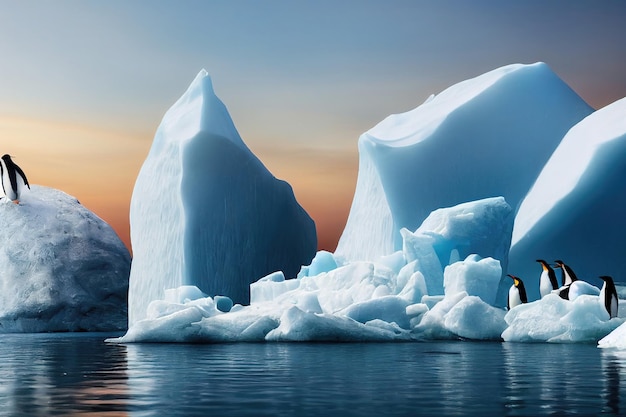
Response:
415,197,513,271
443,255,502,305
443,296,507,340
0,185,129,332
249,271,298,304
509,97,626,292
128,70,317,325
376,251,407,275
399,197,513,302
413,291,468,339
401,229,444,295
413,292,506,341
336,62,592,262
397,270,429,304
342,296,411,329
599,317,626,349
306,250,339,276
265,306,410,342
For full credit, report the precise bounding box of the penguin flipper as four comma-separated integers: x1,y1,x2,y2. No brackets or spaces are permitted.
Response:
0,163,5,195
15,165,29,189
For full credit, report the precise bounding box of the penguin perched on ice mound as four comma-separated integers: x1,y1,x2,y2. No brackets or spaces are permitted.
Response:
553,259,578,300
599,276,619,319
507,274,528,310
0,154,30,204
536,259,559,298
553,260,600,300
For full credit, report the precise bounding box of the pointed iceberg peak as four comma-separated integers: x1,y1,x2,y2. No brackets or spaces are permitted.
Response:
157,69,246,151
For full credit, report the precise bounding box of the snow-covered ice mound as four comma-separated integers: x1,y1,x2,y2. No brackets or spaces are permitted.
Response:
503,294,624,343
509,97,626,292
128,69,317,325
0,186,130,332
336,62,592,263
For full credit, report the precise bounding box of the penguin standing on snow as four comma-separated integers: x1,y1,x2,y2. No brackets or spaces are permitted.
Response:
536,259,559,298
0,154,30,204
507,274,528,310
554,260,578,300
599,276,619,319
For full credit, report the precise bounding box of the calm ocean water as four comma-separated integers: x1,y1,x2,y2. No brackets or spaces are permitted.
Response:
0,333,624,416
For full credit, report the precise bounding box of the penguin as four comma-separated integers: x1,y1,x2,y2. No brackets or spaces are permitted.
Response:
507,274,528,310
536,259,559,298
0,154,30,204
554,260,578,286
599,276,619,319
553,260,578,300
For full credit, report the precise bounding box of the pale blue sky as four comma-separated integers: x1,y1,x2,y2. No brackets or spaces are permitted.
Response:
2,1,625,143
0,0,624,250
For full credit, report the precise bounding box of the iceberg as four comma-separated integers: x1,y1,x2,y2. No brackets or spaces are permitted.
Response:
509,97,626,294
335,62,592,263
114,64,625,345
0,186,130,332
128,70,317,325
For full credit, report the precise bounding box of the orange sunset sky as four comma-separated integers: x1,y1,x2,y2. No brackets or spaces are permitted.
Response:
1,1,625,253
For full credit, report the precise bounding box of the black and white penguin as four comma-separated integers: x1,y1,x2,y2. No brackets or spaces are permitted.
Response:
599,276,619,319
536,259,559,298
553,260,578,300
507,274,528,310
0,154,30,204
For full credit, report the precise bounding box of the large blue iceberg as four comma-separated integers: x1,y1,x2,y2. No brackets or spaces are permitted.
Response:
335,62,593,263
128,70,317,325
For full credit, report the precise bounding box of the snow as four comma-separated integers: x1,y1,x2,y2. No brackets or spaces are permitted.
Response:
336,62,592,263
127,69,317,325
509,97,626,293
110,63,626,346
0,185,129,332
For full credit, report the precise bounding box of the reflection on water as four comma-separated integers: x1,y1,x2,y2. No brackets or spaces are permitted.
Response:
0,333,129,416
0,335,625,416
602,349,626,415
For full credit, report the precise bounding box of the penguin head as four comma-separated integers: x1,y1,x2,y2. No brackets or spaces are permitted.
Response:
507,274,523,287
1,154,13,164
599,276,614,284
553,260,564,268
536,259,549,270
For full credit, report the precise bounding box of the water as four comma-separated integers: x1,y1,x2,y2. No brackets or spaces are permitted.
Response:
0,334,624,416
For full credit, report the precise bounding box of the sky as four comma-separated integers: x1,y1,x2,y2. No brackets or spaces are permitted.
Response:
0,1,625,253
